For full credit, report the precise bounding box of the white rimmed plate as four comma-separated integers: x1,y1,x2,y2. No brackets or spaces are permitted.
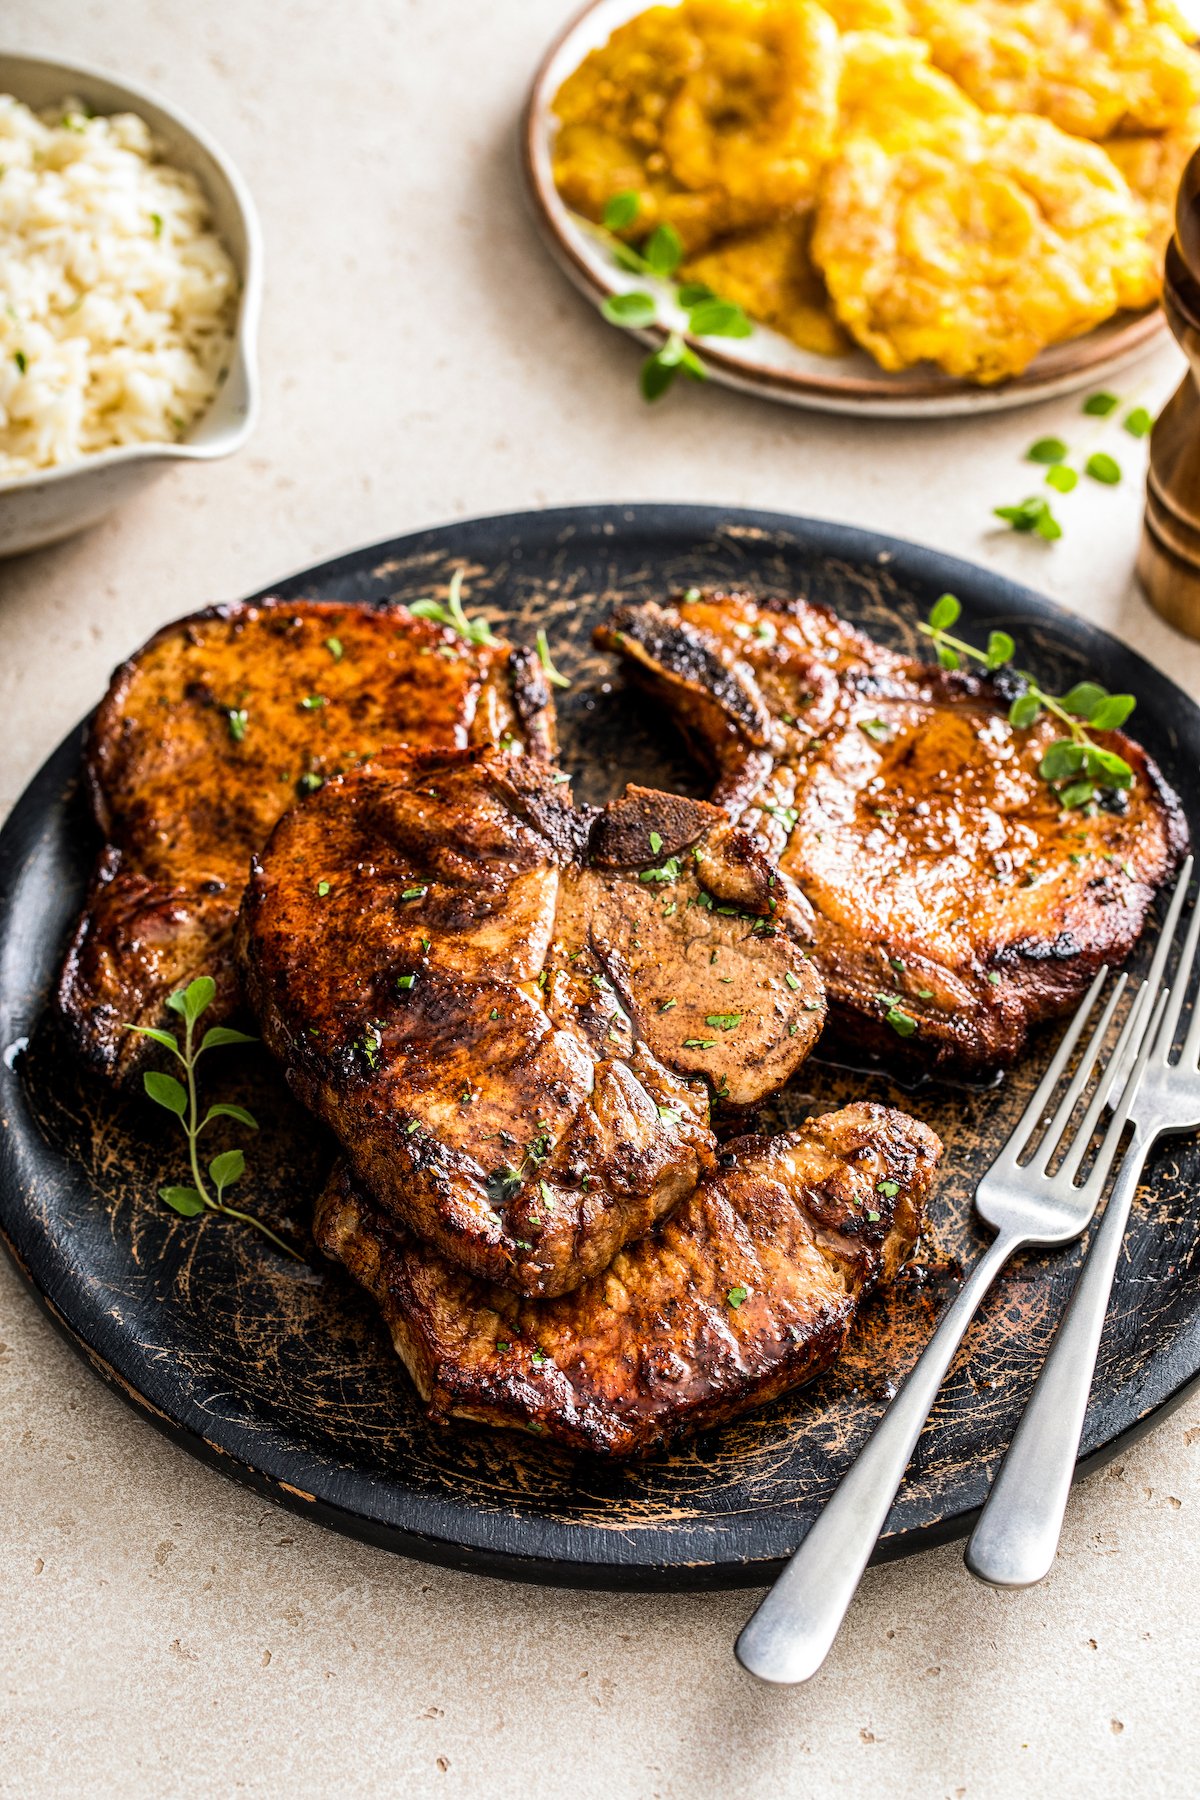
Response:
521,0,1169,419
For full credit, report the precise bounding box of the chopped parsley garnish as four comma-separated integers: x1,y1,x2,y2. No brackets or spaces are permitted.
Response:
397,973,417,991
1083,391,1119,416
301,693,327,710
866,1209,881,1223
495,1340,511,1354
639,855,682,884
400,885,428,901
1123,406,1153,438
726,1285,748,1310
784,972,801,991
705,1012,743,1031
226,708,248,743
649,830,663,855
683,1037,717,1049
13,349,27,374
876,993,918,1037
658,998,676,1011
859,718,892,744
150,211,163,238
298,772,323,794
316,880,330,897
531,1347,548,1367
325,635,344,660
876,1179,899,1198
656,1105,683,1125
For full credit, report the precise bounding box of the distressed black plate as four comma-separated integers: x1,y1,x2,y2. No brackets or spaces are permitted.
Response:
2,504,1198,1591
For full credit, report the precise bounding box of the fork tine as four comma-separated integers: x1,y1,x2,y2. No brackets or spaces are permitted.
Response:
1030,973,1128,1175
1169,874,1200,1067
999,967,1109,1169
1104,855,1193,1104
1076,986,1170,1199
1059,978,1152,1185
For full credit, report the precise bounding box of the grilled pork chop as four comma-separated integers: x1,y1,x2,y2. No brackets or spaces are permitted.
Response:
315,1102,941,1456
59,598,554,1081
239,746,826,1296
598,591,1188,1069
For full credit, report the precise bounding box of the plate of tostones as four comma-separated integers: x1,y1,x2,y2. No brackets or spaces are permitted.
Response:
523,0,1200,415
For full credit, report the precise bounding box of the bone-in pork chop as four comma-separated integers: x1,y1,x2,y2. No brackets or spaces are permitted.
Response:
238,746,826,1296
58,597,555,1080
315,1102,941,1456
597,591,1187,1069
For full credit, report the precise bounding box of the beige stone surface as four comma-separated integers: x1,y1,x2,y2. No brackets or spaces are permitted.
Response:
2,4,1200,1795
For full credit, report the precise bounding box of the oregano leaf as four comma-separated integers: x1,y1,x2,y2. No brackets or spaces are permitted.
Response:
208,1148,245,1190
199,1025,258,1051
144,1069,187,1116
159,1185,204,1216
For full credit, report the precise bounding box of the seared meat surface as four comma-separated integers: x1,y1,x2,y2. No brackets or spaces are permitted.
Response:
239,746,825,1296
315,1102,941,1457
598,591,1188,1069
59,598,554,1080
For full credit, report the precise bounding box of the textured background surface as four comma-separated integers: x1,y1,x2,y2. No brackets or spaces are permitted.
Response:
2,3,1200,1795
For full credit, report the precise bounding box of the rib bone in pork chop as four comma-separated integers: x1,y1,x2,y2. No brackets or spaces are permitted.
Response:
238,746,826,1297
315,1102,941,1456
58,598,554,1081
597,591,1188,1069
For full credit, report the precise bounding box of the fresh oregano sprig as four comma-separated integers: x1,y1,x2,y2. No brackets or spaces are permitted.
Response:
920,594,1135,809
409,568,500,646
125,976,301,1259
594,190,753,402
995,394,1155,538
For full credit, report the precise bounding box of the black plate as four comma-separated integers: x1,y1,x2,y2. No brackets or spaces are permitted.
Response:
2,504,1198,1591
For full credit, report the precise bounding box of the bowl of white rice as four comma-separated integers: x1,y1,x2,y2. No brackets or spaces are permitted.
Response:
0,52,260,555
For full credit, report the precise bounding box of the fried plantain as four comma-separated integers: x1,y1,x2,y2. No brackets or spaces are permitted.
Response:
812,109,1158,380
908,0,1200,140
552,0,841,252
680,215,851,355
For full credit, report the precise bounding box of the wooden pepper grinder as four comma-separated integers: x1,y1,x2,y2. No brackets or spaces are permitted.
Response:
1138,146,1200,638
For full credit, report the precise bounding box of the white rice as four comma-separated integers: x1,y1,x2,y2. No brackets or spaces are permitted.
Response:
0,94,238,477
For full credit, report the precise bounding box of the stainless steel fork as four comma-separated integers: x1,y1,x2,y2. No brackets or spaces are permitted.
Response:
966,856,1199,1588
735,962,1165,1686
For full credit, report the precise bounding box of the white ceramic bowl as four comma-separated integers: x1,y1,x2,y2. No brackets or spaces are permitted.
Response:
0,51,261,556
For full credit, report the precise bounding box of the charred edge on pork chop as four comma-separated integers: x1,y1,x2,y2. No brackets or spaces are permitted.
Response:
238,745,826,1297
58,597,556,1081
597,591,1189,1070
314,1102,941,1457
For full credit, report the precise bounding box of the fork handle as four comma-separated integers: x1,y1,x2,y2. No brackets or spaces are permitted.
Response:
964,1134,1152,1589
735,1229,1018,1684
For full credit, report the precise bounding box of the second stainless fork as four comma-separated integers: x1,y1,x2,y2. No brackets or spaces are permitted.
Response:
966,855,1200,1588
